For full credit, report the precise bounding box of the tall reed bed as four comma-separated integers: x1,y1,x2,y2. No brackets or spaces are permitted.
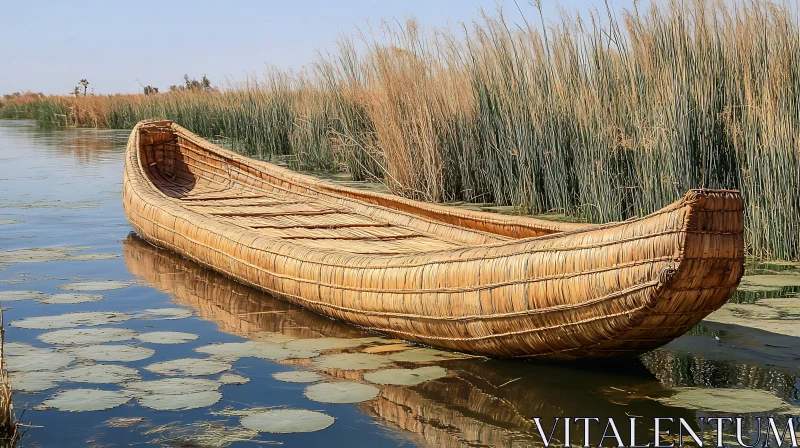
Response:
0,311,18,446
1,0,798,260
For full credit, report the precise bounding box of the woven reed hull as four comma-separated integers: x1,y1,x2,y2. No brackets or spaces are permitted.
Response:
123,120,745,359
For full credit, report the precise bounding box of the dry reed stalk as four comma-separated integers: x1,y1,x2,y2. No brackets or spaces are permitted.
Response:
0,310,18,446
2,0,798,260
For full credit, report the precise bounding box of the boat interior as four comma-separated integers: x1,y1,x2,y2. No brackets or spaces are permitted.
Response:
136,122,583,256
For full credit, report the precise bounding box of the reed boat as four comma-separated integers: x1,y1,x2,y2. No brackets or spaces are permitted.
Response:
123,120,744,359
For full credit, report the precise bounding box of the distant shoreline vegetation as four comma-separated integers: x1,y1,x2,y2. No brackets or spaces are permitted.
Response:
1,0,798,260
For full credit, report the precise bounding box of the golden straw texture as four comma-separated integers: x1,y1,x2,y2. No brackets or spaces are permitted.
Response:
123,120,744,359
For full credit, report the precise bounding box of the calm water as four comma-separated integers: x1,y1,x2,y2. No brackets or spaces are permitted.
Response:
0,119,798,447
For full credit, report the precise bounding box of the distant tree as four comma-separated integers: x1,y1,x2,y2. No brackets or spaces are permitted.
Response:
143,85,159,95
72,86,81,97
169,74,217,92
79,79,89,96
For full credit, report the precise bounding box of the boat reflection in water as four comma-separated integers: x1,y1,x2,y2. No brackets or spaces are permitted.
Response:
122,234,798,448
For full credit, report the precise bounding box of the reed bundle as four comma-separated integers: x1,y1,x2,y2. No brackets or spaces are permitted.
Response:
122,120,743,358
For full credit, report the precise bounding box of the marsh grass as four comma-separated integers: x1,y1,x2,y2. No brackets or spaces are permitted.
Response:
0,311,19,446
2,0,799,259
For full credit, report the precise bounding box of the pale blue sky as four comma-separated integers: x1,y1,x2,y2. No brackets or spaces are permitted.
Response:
2,0,635,95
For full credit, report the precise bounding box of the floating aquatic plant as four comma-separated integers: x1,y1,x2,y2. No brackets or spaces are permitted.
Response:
67,344,155,362
134,308,193,320
740,275,800,288
37,293,103,304
145,358,232,376
38,328,138,345
9,371,61,392
387,348,461,363
283,337,381,351
218,374,250,385
362,343,412,354
657,387,800,413
0,290,47,302
240,409,335,433
36,388,132,412
126,378,224,411
138,390,222,411
6,349,75,372
136,331,198,344
271,371,324,383
64,253,119,261
312,353,391,371
3,342,41,356
250,332,298,344
59,281,130,291
0,220,22,225
13,364,142,392
303,381,379,403
0,247,90,263
363,366,447,386
196,341,318,361
126,378,222,395
60,364,141,384
11,311,132,329
0,291,102,304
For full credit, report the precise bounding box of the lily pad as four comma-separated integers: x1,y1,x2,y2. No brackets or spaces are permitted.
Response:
36,389,132,412
65,253,120,261
196,341,318,361
126,378,222,395
39,328,138,345
0,290,46,302
218,374,250,385
38,293,103,305
4,341,43,355
67,344,155,362
6,350,76,372
10,364,140,391
9,371,61,392
363,366,447,386
304,381,379,404
61,364,141,384
135,308,193,320
11,311,132,329
145,358,232,376
59,281,130,291
138,390,222,411
312,353,391,371
388,348,456,363
240,409,335,433
704,307,800,337
272,371,324,383
0,246,91,263
657,387,800,413
283,337,377,351
137,331,198,345
362,344,413,354
251,332,298,344
740,275,800,288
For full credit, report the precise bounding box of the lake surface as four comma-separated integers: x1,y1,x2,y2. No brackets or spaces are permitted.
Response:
0,119,798,447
